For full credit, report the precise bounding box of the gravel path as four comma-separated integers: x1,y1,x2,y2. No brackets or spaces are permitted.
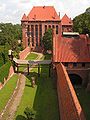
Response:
0,52,43,120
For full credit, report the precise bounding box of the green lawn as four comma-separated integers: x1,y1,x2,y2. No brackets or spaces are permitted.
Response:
15,54,59,120
26,53,38,60
0,74,18,113
75,88,90,120
19,53,38,72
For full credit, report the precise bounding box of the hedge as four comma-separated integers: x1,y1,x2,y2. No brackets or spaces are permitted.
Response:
0,61,11,83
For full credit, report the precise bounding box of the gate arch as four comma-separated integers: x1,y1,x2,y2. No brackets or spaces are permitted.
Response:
68,74,82,85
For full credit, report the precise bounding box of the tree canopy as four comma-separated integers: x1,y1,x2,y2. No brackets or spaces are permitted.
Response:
42,28,53,51
0,23,22,46
0,23,22,66
73,7,90,36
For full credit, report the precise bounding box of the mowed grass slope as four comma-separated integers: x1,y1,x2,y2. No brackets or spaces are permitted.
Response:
0,74,18,112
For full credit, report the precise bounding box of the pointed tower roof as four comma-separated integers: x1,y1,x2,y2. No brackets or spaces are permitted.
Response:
61,14,73,25
21,13,28,21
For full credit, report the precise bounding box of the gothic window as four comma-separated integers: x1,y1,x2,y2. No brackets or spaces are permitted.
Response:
64,63,68,67
82,63,85,67
73,63,77,67
49,25,51,28
52,25,55,29
35,25,38,46
31,25,34,46
45,25,47,32
39,24,42,46
56,25,58,34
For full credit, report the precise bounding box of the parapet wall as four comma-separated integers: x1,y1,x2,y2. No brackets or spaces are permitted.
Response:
19,47,30,59
56,63,86,120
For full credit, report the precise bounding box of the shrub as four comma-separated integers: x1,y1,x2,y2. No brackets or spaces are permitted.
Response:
0,61,11,83
24,107,36,120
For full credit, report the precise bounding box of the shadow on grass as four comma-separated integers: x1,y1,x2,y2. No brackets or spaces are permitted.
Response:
27,65,59,120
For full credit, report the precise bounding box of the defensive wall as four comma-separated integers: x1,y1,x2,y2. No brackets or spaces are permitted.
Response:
19,46,30,59
56,63,86,120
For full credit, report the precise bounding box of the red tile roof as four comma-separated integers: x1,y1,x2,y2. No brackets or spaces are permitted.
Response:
21,13,28,21
61,14,73,26
27,6,60,21
54,35,90,62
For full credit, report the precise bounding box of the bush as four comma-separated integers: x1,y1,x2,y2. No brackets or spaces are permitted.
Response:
0,61,11,83
24,107,36,120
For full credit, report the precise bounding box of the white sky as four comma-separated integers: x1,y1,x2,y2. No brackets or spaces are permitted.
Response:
0,0,90,24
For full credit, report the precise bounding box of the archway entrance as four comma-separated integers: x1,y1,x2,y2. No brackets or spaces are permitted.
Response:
68,74,82,85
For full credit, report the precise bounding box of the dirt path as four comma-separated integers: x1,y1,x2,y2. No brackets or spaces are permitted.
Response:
0,52,43,120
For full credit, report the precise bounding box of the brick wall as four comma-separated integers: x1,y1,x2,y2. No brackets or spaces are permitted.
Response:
8,66,14,78
19,47,30,59
56,63,86,120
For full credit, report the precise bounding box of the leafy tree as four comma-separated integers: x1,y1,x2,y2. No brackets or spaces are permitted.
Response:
73,7,90,36
0,23,22,64
86,7,90,14
24,107,36,120
0,23,22,46
42,28,53,51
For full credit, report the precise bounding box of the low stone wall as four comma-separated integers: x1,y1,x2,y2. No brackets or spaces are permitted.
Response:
19,47,30,59
56,63,86,120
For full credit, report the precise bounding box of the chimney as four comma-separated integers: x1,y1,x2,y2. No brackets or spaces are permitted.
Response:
34,14,36,20
59,12,60,18
43,6,45,8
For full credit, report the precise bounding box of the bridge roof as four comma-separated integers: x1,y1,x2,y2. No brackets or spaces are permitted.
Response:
13,58,52,65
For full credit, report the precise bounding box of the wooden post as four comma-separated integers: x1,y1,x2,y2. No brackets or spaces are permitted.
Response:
13,61,16,72
38,64,40,77
27,64,29,75
17,63,19,73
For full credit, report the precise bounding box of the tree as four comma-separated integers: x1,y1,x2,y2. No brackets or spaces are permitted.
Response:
24,107,36,120
73,7,90,36
0,23,23,60
42,28,53,51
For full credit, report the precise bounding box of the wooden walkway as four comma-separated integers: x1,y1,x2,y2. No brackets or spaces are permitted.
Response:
13,58,52,77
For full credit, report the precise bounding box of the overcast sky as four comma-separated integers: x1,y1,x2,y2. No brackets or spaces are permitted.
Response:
0,0,90,24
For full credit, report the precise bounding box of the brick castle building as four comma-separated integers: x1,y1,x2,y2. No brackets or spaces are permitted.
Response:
21,6,90,88
21,6,61,50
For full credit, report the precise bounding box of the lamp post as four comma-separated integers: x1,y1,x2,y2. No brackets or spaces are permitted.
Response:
8,49,13,61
